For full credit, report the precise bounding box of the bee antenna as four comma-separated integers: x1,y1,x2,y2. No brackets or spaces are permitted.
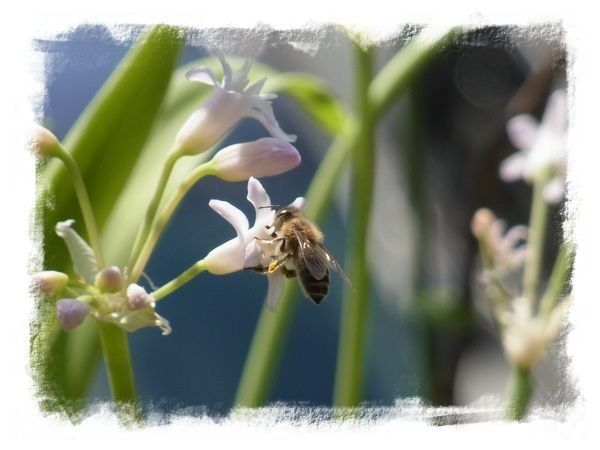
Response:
259,205,281,210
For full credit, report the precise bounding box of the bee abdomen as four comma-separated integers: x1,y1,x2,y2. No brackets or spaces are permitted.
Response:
299,266,330,304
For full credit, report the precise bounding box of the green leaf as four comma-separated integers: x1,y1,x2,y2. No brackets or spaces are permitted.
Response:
34,25,185,412
55,220,98,284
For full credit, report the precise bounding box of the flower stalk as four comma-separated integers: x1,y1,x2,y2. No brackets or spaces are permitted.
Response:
151,260,207,301
333,39,375,409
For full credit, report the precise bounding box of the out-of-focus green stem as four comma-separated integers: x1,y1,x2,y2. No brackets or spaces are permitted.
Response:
128,148,186,271
52,144,105,268
523,174,550,304
234,26,459,408
129,163,214,282
506,365,532,421
97,322,141,423
151,260,207,301
333,41,375,408
539,242,573,318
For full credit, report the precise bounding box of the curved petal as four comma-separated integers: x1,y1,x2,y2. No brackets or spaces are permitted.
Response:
186,67,218,86
230,60,251,92
247,177,272,225
245,77,267,95
246,99,297,142
214,48,233,89
244,240,264,268
209,199,249,238
507,115,539,152
290,197,306,211
265,272,285,311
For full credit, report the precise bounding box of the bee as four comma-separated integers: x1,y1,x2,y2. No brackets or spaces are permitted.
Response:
246,204,351,304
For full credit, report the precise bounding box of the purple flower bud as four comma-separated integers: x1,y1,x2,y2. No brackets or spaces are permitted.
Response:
211,138,301,182
32,271,69,297
94,266,123,293
56,299,89,331
126,283,154,310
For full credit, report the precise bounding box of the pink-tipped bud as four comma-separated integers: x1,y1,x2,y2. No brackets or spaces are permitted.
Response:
126,283,154,310
32,271,69,297
211,138,301,182
56,299,89,331
28,125,60,158
94,266,123,293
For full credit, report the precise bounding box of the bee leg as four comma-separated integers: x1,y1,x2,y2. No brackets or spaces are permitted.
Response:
281,266,296,278
243,264,267,273
267,253,291,274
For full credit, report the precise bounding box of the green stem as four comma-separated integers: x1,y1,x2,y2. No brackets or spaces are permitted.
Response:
333,41,375,408
151,260,207,301
234,26,459,409
53,144,105,268
97,321,141,423
129,163,214,282
539,242,574,318
505,365,532,421
128,148,185,271
523,174,550,304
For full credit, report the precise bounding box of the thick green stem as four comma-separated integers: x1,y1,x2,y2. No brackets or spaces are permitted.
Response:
523,175,550,304
129,163,214,281
506,365,532,421
97,321,140,423
333,42,375,408
234,26,459,409
53,144,105,268
151,260,207,301
128,148,185,270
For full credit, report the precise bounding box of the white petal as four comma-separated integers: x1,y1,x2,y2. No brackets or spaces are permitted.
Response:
208,200,249,238
499,153,526,182
290,197,306,211
247,177,273,225
244,240,264,268
214,49,233,89
245,77,267,95
246,99,297,142
185,67,218,86
542,176,565,204
506,115,539,151
265,273,285,311
204,237,246,275
230,60,251,92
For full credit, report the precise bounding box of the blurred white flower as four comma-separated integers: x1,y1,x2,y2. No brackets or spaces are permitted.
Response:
210,138,301,182
499,296,570,369
500,90,568,203
471,208,528,275
174,50,296,155
204,177,304,311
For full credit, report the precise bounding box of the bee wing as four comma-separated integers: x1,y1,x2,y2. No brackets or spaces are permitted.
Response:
294,230,329,280
319,244,353,289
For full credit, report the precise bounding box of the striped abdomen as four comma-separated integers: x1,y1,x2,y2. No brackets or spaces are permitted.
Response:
298,263,330,304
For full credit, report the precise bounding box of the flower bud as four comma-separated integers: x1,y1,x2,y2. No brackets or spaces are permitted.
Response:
56,299,89,331
94,266,123,293
126,283,155,310
32,271,69,297
28,125,60,158
211,138,301,182
471,208,495,240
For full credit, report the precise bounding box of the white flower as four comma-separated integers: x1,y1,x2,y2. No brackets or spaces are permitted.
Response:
173,50,296,155
204,177,304,311
499,296,570,369
471,208,528,275
500,90,568,203
210,138,301,182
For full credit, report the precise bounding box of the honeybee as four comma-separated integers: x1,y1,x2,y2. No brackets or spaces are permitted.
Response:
246,204,351,304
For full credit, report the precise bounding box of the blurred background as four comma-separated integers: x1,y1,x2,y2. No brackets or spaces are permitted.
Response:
36,24,573,417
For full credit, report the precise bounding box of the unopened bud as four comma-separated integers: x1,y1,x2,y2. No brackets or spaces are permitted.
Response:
32,271,69,297
211,138,301,182
126,283,154,310
94,266,123,293
28,125,60,158
471,208,496,240
56,299,89,331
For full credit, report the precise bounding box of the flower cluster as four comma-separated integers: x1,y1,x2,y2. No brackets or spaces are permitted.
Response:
500,90,568,204
34,220,171,335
